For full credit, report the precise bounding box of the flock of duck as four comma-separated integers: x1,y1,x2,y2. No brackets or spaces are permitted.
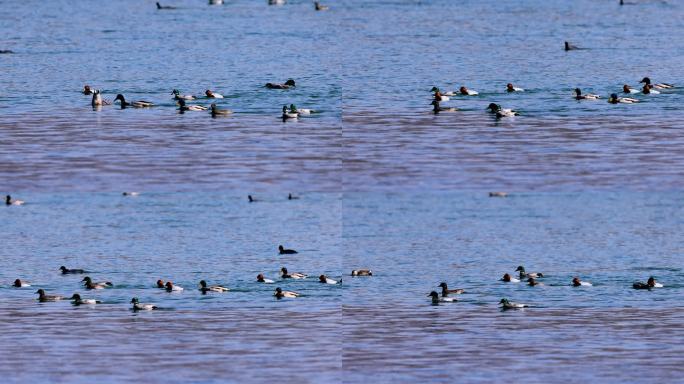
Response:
431,77,676,117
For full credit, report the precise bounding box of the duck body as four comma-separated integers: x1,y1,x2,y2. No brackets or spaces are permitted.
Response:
574,88,600,100
177,99,207,112
257,274,275,283
60,266,86,274
608,94,639,104
82,277,113,290
351,269,372,276
13,279,31,287
431,100,457,113
5,195,25,205
205,90,224,98
266,79,296,89
499,298,528,309
315,2,329,10
501,273,520,283
275,288,299,299
199,280,229,293
172,90,195,100
319,275,340,285
36,289,64,302
279,245,298,254
640,77,674,89
439,282,464,296
131,298,157,310
487,103,518,118
459,86,479,96
281,267,307,279
489,192,508,197
428,291,456,303
114,94,154,108
289,104,313,115
70,294,101,305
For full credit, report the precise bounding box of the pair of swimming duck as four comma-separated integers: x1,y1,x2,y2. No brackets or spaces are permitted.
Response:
428,282,466,303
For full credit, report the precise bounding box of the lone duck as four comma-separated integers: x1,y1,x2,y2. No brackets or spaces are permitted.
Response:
205,89,224,98
156,279,165,288
351,269,372,276
633,276,663,289
70,293,101,305
459,86,479,96
574,88,600,100
279,245,298,254
428,291,456,303
527,277,543,286
501,273,520,283
156,2,177,10
319,275,340,284
314,2,329,11
282,105,299,119
60,266,86,274
288,193,299,200
199,280,229,293
487,103,519,118
114,94,154,108
36,289,64,302
13,279,30,287
489,192,508,197
438,282,465,296
165,281,184,292
499,298,528,309
172,89,195,100
572,277,592,287
122,192,140,196
131,297,157,310
516,266,543,279
82,276,113,289
281,267,307,279
266,79,296,89
257,274,275,283
431,100,457,113
248,195,257,203
177,99,208,112
5,195,25,205
564,41,579,51
274,287,299,299
608,93,639,104
640,77,674,89
210,103,232,117
506,83,524,92
83,85,94,95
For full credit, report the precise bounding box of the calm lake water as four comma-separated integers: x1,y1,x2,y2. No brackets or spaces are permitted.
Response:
1,0,683,383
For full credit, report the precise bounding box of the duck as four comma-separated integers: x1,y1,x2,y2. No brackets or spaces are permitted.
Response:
572,277,592,287
60,266,86,274
83,85,94,95
290,104,313,115
574,88,600,100
431,87,452,101
266,79,296,89
633,276,663,289
131,297,157,311
622,84,639,94
564,41,579,51
608,93,639,104
428,291,456,303
156,279,165,288
642,84,660,95
5,195,25,205
257,274,275,283
165,281,184,292
516,266,543,279
506,83,524,92
209,0,223,4
156,2,177,10
351,269,372,276
281,267,307,279
431,100,457,113
640,77,674,89
268,0,286,5
527,277,543,286
171,89,195,100
279,245,298,254
489,192,508,197
501,273,520,283
319,275,340,284
122,192,140,196
248,195,257,203
91,90,111,107
13,279,31,287
210,103,232,117
36,289,64,302
70,293,101,305
438,282,465,296
113,94,154,108
288,193,299,200
177,99,208,112
487,103,518,118
205,89,224,99
82,276,113,289
274,287,299,298
314,2,329,10
499,298,528,309
459,86,479,96
282,105,299,119
198,280,229,293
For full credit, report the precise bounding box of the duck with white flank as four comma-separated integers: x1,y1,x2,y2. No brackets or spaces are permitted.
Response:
165,281,184,292
501,273,520,283
36,289,64,302
177,99,208,112
205,89,224,98
431,87,454,101
438,282,464,296
351,269,373,276
315,2,329,11
113,94,154,108
516,266,543,279
431,100,457,113
640,77,674,89
574,88,600,100
527,277,543,287
487,103,519,118
266,79,296,89
198,280,229,293
506,83,524,92
319,275,340,284
210,103,232,117
281,267,307,279
13,279,31,287
608,93,639,104
122,192,139,196
290,104,313,115
274,287,299,299
428,291,456,304
60,266,86,274
489,192,508,197
171,89,195,100
633,276,663,290
459,86,479,96
279,245,298,254
499,298,528,310
5,195,25,205
82,276,113,290
131,297,157,311
282,105,298,120
257,274,275,283
572,277,592,287
623,85,639,94
156,279,166,288
70,293,101,305
642,84,660,95
288,193,299,200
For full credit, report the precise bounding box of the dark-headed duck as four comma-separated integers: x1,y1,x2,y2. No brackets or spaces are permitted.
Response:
70,293,101,305
266,79,296,89
131,297,157,310
438,282,465,296
428,291,456,303
257,274,275,283
516,266,543,279
60,266,86,274
319,275,340,284
6,195,25,206
640,77,674,90
501,273,520,283
281,267,307,279
199,280,229,293
13,279,30,287
113,94,154,108
572,277,592,287
36,289,64,302
279,245,298,254
274,287,299,299
351,269,373,276
165,281,184,292
82,276,113,289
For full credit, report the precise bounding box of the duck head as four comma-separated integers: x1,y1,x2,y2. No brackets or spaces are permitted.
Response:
438,282,448,289
487,103,501,112
177,98,187,107
319,275,327,282
59,266,67,272
647,276,656,287
282,105,288,114
574,88,582,96
284,79,296,87
642,84,651,94
171,89,180,95
430,86,440,93
279,245,285,252
459,86,468,95
13,279,22,287
199,280,207,288
515,266,525,272
257,273,265,282
527,278,537,286
572,277,581,286
113,94,126,103
428,291,440,299
502,273,511,282
35,289,45,295
499,298,509,305
156,279,164,288
5,195,11,205
289,104,297,113
609,93,619,103
506,83,514,92
623,85,631,93
81,276,92,284
130,298,139,304
165,281,173,289
210,103,218,111
70,294,82,301
205,90,214,97
83,85,92,94
280,267,288,275
639,77,651,85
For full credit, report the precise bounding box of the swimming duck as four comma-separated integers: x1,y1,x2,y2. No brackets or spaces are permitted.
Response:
516,266,543,279
431,87,451,101
279,245,298,254
257,274,275,283
5,195,25,205
172,89,195,100
60,266,86,274
13,279,30,287
282,105,299,119
290,104,313,115
210,103,232,117
459,86,479,96
319,275,340,284
288,193,299,200
70,293,101,305
622,85,639,94
156,2,177,10
165,281,184,292
489,192,508,197
640,77,674,89
205,90,224,99
274,287,299,298
351,269,373,276
438,282,465,296
266,79,296,89
499,298,528,309
131,297,157,311
428,291,456,303
36,289,64,302
113,94,154,108
248,195,257,203
574,88,600,100
156,279,165,288
198,280,229,293
209,0,223,4
91,90,111,107
642,84,660,95
527,277,543,286
487,103,518,118
177,99,208,112
506,83,524,92
501,273,520,283
0,50,14,54
564,41,579,51
268,0,286,5
122,192,140,196
83,85,94,95
572,277,592,287
281,267,307,279
431,100,457,113
633,276,663,289
82,276,113,290
315,2,329,10
608,93,639,104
